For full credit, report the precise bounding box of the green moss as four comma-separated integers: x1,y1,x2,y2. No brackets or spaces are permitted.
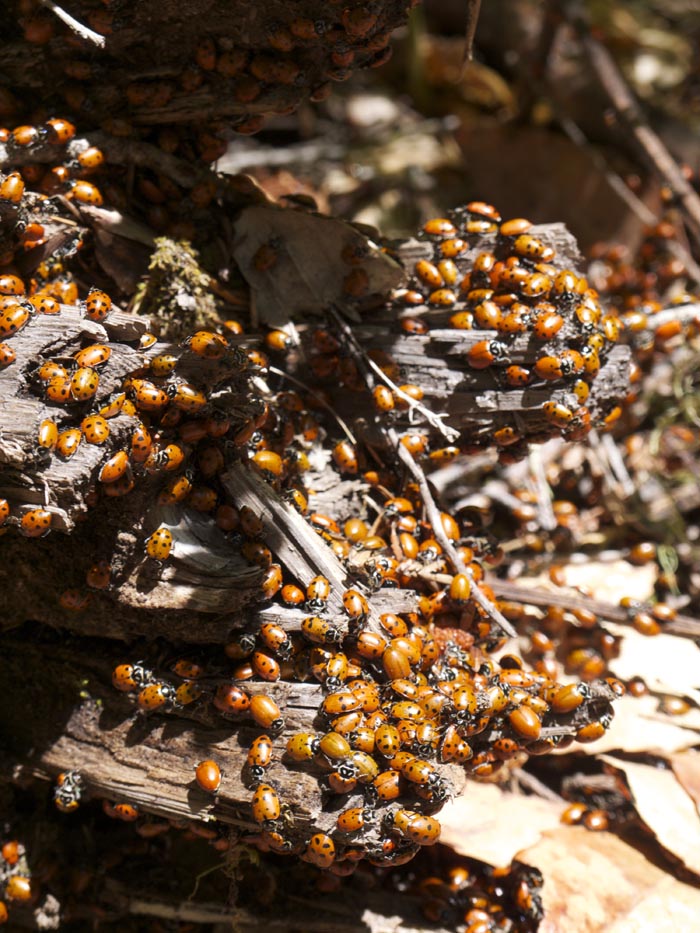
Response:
132,238,221,340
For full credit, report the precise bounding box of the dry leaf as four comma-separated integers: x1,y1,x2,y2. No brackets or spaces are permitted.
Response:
518,826,700,932
439,783,562,867
558,560,656,605
601,755,700,877
233,205,403,327
670,751,700,814
607,623,700,703
559,693,700,755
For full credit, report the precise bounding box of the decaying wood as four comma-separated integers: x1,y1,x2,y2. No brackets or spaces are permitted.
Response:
3,632,467,843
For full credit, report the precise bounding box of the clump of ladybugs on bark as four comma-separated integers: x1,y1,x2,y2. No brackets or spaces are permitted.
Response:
299,202,632,465
1,149,625,881
5,0,417,156
393,853,544,933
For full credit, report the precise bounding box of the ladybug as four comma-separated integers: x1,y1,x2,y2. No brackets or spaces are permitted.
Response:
131,423,153,462
252,650,281,681
405,813,441,846
98,450,130,483
140,332,158,349
173,680,202,706
440,237,468,257
286,732,321,761
305,574,330,612
533,355,564,380
54,428,81,459
532,310,564,340
5,876,32,902
170,382,207,414
508,706,542,740
86,559,111,589
247,734,273,780
29,295,60,315
112,662,152,692
149,353,179,377
319,731,352,762
373,385,395,412
69,180,104,205
111,803,140,821
467,339,508,370
332,440,358,474
542,401,574,426
0,272,26,296
400,317,428,335
252,449,283,480
158,472,193,506
336,806,371,834
551,683,589,713
259,621,291,658
0,343,15,367
306,833,336,869
423,217,456,237
251,783,281,827
0,303,30,337
213,684,250,714
342,589,369,623
499,217,532,236
576,715,612,743
138,682,176,710
195,759,222,793
77,146,105,172
74,344,111,368
0,171,25,203
513,233,554,261
145,527,173,561
80,414,110,445
83,288,112,322
44,116,76,144
321,691,361,717
277,583,304,608
261,564,284,600
54,770,84,812
302,616,343,645
183,330,228,360
70,366,99,401
250,694,285,733
373,770,402,801
504,365,531,387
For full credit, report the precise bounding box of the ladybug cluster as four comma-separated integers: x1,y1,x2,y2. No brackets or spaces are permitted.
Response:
5,0,415,157
306,202,629,462
0,838,32,924
409,856,544,933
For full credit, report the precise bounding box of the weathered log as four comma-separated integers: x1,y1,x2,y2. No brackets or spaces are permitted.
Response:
2,630,467,842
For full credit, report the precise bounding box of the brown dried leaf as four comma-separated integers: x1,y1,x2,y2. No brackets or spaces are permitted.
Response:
601,755,700,877
518,826,700,932
439,783,562,867
232,205,403,327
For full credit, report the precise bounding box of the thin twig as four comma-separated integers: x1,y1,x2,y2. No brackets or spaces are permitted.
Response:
561,0,700,253
38,0,106,47
489,579,700,640
528,445,557,532
393,432,517,639
328,307,458,442
463,0,483,65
